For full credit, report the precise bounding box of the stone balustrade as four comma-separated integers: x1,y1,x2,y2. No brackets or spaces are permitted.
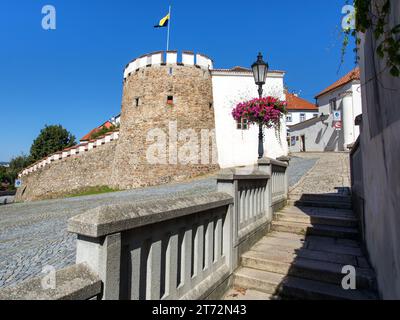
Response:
19,131,120,178
258,158,289,212
2,159,289,300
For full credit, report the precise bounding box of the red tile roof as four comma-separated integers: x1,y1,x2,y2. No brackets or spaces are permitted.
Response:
286,92,318,111
80,121,113,142
315,68,360,98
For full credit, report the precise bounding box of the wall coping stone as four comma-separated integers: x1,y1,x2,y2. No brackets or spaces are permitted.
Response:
277,156,291,163
0,263,101,300
258,157,289,168
217,168,270,181
68,192,233,238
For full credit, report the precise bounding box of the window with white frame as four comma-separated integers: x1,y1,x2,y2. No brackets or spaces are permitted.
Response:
286,113,293,123
300,113,306,122
236,118,249,130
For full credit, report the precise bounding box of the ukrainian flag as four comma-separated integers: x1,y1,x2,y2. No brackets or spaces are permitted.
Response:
154,13,170,28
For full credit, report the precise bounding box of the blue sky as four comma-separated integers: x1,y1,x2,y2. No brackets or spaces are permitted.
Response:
0,0,355,161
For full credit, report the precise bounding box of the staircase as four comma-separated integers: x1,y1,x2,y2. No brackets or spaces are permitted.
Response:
224,193,379,300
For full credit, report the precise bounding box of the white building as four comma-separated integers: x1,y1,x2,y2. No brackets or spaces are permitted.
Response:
289,68,362,152
81,55,289,169
110,114,121,126
211,66,288,168
285,92,319,126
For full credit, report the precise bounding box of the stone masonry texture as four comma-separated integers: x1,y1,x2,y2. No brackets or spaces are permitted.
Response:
16,63,219,201
111,64,219,190
15,142,117,202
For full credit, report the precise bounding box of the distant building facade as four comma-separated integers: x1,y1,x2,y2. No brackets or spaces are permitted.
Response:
285,92,319,126
289,68,362,152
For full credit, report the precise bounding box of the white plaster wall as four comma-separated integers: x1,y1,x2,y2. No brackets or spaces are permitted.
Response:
151,53,163,65
318,82,361,147
182,53,194,65
289,81,362,153
166,52,177,64
289,115,341,152
212,71,288,168
196,54,213,69
286,111,318,126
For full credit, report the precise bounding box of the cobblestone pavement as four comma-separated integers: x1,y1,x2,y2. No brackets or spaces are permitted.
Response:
289,152,351,195
287,155,318,187
0,156,318,289
0,178,217,288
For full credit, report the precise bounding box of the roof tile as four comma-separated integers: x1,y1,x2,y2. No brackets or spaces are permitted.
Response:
286,92,318,111
315,68,360,98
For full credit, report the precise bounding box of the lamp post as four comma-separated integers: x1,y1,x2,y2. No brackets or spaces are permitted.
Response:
252,52,269,159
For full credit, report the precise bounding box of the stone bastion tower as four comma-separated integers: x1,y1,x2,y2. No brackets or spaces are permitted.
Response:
111,51,219,189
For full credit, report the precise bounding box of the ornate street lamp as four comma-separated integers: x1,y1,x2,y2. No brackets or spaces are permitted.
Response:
252,52,269,159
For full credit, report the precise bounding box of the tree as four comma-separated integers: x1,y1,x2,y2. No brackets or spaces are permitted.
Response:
0,154,31,189
0,166,8,184
30,125,76,162
9,154,32,172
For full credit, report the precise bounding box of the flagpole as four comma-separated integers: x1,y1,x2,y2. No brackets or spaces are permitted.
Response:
166,5,171,51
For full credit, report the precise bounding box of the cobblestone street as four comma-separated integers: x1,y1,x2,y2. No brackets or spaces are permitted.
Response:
0,155,319,289
290,152,351,195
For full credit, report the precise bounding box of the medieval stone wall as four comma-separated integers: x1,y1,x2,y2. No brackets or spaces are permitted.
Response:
16,51,219,202
111,61,219,190
15,142,117,202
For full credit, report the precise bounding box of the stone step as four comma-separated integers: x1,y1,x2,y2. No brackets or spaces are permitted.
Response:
255,233,364,257
288,200,352,210
281,206,355,219
234,267,378,300
275,210,358,228
241,250,376,290
271,220,359,240
224,288,275,300
289,193,352,204
252,241,359,266
234,267,285,296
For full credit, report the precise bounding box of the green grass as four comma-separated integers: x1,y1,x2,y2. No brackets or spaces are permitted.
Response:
67,186,120,198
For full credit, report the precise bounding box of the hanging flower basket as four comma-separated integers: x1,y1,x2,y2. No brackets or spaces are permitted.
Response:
231,96,287,129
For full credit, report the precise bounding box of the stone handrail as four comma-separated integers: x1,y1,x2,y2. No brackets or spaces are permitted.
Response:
67,167,283,300
70,192,234,300
19,131,120,178
0,263,102,300
2,160,290,300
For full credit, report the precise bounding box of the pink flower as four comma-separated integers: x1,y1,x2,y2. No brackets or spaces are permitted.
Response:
231,96,286,128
